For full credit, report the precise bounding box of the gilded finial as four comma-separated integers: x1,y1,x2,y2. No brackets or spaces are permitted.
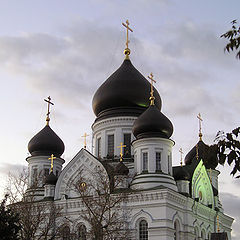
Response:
122,20,133,59
217,215,220,232
79,182,87,191
196,143,199,161
148,73,156,105
82,133,89,149
117,142,126,162
44,96,54,126
179,148,184,167
197,113,203,141
48,154,56,173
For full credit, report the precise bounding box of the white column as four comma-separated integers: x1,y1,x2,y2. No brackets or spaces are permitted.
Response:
102,130,106,157
148,145,155,173
115,127,122,156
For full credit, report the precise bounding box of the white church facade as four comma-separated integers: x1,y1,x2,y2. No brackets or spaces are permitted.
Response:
25,23,233,240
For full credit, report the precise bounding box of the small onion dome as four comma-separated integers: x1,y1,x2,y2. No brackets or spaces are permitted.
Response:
184,140,208,165
28,125,65,158
132,104,173,139
92,59,162,120
174,167,190,181
45,172,57,185
184,140,218,169
115,161,129,176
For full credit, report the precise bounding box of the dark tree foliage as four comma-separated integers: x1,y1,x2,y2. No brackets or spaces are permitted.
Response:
0,194,21,240
212,127,240,177
221,20,240,59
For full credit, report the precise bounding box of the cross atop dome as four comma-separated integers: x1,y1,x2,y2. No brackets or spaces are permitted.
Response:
122,20,133,59
117,142,126,162
148,73,156,106
49,154,56,172
44,96,54,126
81,133,89,149
197,113,203,141
179,148,184,167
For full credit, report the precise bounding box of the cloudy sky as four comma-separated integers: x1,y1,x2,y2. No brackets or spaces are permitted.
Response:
0,0,239,238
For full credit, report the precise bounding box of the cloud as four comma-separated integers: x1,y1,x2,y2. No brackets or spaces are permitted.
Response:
0,19,238,128
220,192,240,240
0,163,27,175
0,20,134,112
136,21,239,126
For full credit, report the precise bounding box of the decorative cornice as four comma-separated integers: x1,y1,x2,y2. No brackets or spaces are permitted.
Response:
92,116,137,131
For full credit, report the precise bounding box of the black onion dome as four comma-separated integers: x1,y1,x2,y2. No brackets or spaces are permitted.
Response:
92,59,162,120
115,161,129,176
132,104,173,139
174,167,190,181
184,140,218,169
45,172,57,185
28,125,65,157
184,140,209,165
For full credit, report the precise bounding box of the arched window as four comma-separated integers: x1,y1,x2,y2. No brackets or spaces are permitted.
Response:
78,224,86,240
62,226,70,240
174,220,180,240
194,227,199,240
201,229,206,240
139,220,148,240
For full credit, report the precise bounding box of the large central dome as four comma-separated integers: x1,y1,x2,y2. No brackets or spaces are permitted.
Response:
92,59,162,121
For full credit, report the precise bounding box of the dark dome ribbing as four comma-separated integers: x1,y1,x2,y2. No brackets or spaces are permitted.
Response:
132,104,173,139
115,161,129,176
45,172,58,185
28,125,65,158
92,59,162,120
174,167,190,181
184,140,218,169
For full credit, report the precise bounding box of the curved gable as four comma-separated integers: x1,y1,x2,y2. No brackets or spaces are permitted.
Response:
191,160,214,207
54,149,108,200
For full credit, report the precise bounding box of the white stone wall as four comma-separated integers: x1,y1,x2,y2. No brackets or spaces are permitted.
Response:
26,155,65,188
51,187,233,240
176,180,190,195
92,116,137,158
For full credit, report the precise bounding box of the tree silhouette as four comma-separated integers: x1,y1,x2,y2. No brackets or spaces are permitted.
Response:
221,20,240,59
0,194,21,240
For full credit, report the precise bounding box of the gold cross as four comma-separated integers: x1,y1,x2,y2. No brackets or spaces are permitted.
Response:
148,73,156,105
179,148,184,167
81,133,89,149
197,113,203,140
44,96,54,126
48,154,56,172
122,20,133,58
117,142,126,162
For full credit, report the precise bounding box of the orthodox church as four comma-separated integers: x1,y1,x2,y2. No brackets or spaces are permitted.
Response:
25,22,233,240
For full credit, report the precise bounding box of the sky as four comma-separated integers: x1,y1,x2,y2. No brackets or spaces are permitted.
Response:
0,0,239,238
